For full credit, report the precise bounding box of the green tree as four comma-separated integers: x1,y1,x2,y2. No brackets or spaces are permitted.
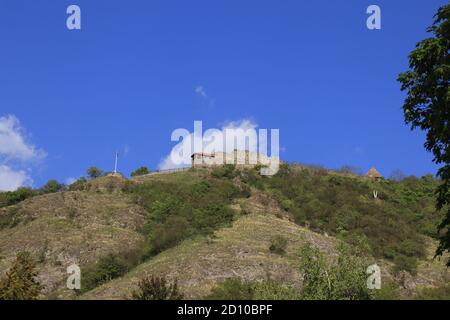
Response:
131,166,150,177
0,188,37,208
130,275,183,300
86,167,104,179
40,180,65,194
298,244,371,300
0,252,41,300
211,164,237,179
206,279,254,300
68,177,88,191
82,254,129,291
252,280,299,300
207,278,299,300
398,4,450,265
298,244,333,300
269,235,288,255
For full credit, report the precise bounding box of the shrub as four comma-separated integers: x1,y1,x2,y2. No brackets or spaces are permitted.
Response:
393,255,418,275
207,279,254,300
0,188,38,208
0,252,41,300
337,165,362,176
383,247,395,260
40,180,65,194
86,167,104,179
298,244,371,300
207,278,299,300
262,164,440,263
274,163,291,177
398,239,424,258
240,168,264,190
269,235,288,255
252,280,299,300
191,181,211,196
298,244,332,300
0,207,22,229
371,282,401,300
124,177,241,257
211,165,237,179
82,251,142,292
240,203,251,215
147,216,191,255
130,275,183,300
131,166,150,177
192,204,235,233
68,177,88,191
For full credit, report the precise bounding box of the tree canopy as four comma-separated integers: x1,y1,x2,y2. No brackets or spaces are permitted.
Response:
86,166,105,179
0,252,41,300
40,180,65,194
398,4,449,265
131,166,150,177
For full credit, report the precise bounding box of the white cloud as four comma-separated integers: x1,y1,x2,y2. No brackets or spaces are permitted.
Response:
158,156,189,171
65,177,77,186
158,119,259,171
195,86,207,98
0,115,46,191
0,165,31,191
221,119,257,130
0,115,45,162
195,85,216,109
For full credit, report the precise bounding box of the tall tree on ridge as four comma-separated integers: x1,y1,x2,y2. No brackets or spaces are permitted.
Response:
398,5,449,265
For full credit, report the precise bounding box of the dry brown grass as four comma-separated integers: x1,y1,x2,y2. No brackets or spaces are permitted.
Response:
83,211,339,299
83,194,449,300
0,189,146,298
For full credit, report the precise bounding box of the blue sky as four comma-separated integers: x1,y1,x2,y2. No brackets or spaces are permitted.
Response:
0,0,447,190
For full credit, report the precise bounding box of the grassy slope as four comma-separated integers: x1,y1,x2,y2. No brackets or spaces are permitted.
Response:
83,172,449,300
0,176,147,298
83,191,449,300
0,170,448,299
83,211,336,299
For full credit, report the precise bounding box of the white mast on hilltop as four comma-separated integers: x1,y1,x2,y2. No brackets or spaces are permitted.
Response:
114,150,119,174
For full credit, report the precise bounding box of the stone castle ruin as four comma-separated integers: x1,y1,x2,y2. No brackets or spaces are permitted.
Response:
191,149,277,169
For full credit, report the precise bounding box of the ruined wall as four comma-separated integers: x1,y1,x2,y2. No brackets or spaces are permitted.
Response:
192,150,277,168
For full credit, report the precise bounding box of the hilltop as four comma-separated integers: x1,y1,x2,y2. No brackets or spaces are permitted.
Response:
0,164,448,299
